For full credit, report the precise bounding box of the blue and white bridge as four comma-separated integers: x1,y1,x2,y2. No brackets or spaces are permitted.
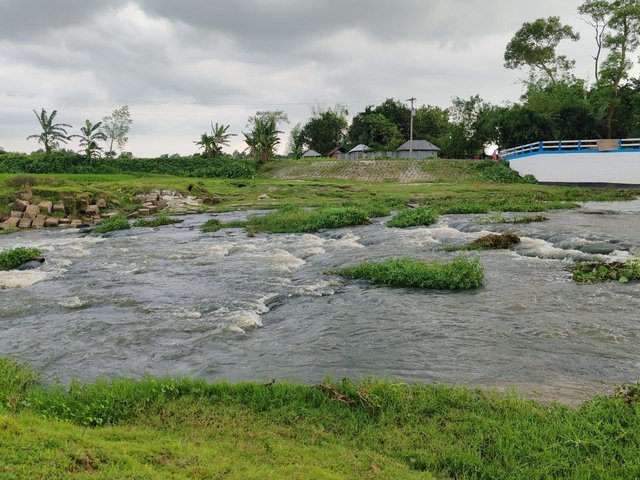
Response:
499,138,640,185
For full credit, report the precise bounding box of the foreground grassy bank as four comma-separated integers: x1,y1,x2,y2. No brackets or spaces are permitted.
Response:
1,359,639,479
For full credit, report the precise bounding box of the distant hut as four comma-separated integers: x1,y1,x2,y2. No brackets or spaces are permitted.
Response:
347,144,371,160
396,140,440,159
327,147,345,159
301,149,322,158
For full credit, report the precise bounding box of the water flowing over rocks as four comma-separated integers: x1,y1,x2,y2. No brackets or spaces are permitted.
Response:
1,203,640,404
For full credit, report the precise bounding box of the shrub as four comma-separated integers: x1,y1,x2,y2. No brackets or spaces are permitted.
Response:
0,247,41,270
387,208,438,228
471,160,537,184
334,256,484,290
92,215,131,234
0,152,258,179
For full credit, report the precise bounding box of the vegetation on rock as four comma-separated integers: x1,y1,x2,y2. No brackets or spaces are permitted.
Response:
0,247,42,270
131,216,183,228
572,258,640,283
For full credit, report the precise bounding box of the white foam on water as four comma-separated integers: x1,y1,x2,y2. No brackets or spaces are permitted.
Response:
247,249,306,273
296,279,339,297
517,237,584,260
58,297,89,309
227,310,263,332
175,309,202,319
0,270,48,289
334,232,365,249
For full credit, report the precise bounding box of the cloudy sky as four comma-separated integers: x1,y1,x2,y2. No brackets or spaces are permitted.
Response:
0,0,606,156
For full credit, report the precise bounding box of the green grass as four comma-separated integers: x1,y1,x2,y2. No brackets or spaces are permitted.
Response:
0,247,41,270
572,258,640,283
334,256,484,290
131,216,184,228
246,204,389,234
478,213,548,224
387,207,438,228
0,228,19,235
92,215,131,234
2,358,640,478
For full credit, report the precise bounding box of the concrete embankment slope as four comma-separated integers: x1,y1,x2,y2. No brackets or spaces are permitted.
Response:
263,159,480,183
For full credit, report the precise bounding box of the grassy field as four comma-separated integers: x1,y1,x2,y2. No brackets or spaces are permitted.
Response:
0,167,637,220
1,358,640,479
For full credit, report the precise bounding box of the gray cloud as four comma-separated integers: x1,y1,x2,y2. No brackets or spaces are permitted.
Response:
0,0,610,155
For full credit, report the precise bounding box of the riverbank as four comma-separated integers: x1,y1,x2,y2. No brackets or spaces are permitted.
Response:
1,358,638,479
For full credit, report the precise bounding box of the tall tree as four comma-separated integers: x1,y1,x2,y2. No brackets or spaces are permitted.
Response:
287,123,305,159
101,106,133,156
371,98,411,139
301,105,348,155
347,112,403,150
74,120,107,161
599,0,640,137
579,0,612,82
504,16,580,86
26,109,72,154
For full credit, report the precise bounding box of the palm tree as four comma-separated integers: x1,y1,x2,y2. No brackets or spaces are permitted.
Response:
195,123,235,158
73,120,107,161
243,117,282,163
26,109,72,154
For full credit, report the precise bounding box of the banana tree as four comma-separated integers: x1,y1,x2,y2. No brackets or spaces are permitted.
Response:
243,117,281,163
26,109,72,154
195,132,215,158
195,123,235,158
74,120,107,161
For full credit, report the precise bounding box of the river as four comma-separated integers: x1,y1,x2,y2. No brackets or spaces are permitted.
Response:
1,201,639,404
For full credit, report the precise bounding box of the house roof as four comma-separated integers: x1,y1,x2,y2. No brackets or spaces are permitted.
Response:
397,140,440,151
327,147,345,156
348,144,370,153
302,149,322,158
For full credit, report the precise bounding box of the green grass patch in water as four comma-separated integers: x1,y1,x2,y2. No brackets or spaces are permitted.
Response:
0,228,19,235
334,256,484,290
387,207,438,228
246,204,389,234
478,213,548,224
0,247,42,271
92,215,131,234
572,258,640,283
131,216,184,228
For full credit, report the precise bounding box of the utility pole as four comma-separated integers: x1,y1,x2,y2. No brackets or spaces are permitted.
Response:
407,97,416,159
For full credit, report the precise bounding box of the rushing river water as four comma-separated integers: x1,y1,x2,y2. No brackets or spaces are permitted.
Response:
1,201,639,403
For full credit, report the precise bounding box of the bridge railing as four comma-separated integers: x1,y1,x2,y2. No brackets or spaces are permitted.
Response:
499,138,640,160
